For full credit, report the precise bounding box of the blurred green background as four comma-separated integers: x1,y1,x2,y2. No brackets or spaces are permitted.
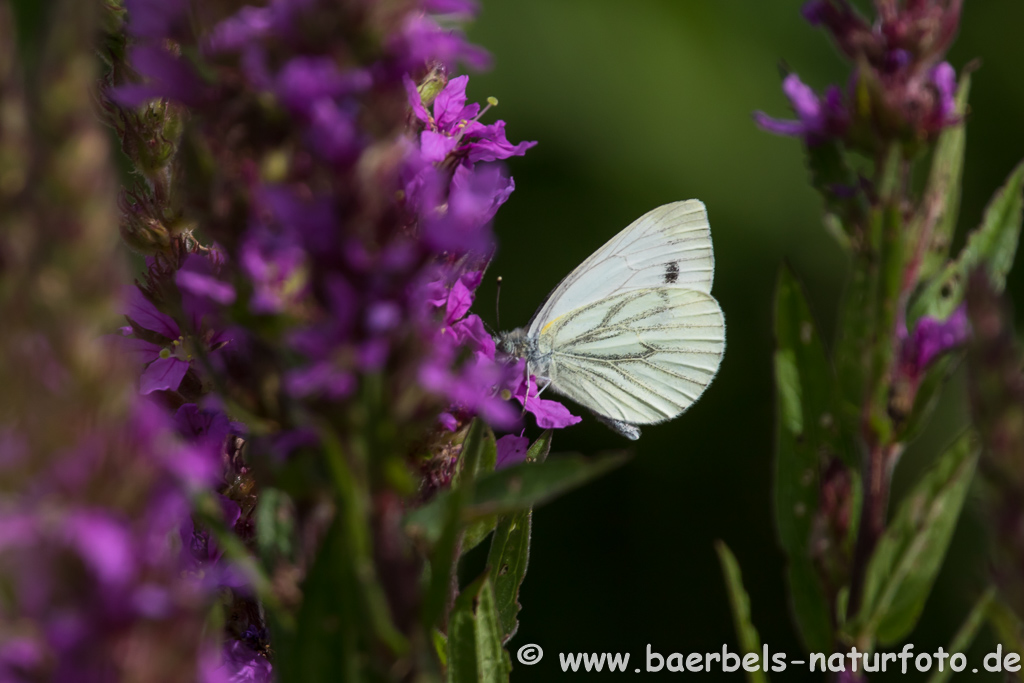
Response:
465,1,1024,679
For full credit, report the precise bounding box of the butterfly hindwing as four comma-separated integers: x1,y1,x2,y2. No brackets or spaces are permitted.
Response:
537,287,725,425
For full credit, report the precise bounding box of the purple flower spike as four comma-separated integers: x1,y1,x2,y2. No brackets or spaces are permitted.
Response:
904,305,971,376
754,74,847,145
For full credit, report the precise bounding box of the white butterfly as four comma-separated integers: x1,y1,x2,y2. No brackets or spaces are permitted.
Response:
495,200,725,440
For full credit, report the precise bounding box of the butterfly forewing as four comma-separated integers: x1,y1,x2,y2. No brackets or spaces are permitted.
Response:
527,200,714,338
537,288,725,425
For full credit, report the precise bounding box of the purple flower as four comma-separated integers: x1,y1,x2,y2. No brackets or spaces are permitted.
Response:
122,287,190,394
903,305,971,376
930,62,958,126
275,58,372,115
177,252,237,311
207,640,273,683
397,14,491,71
124,0,191,40
504,360,582,430
496,434,530,469
121,276,231,395
205,7,275,53
754,73,847,144
422,164,516,253
112,45,207,107
240,230,309,314
405,74,537,167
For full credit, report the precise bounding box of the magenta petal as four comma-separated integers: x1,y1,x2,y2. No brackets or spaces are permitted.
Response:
495,434,530,469
140,357,190,394
782,73,821,122
176,269,237,305
117,337,163,363
527,397,582,429
421,130,459,162
125,287,179,339
65,512,136,587
433,75,470,130
445,278,474,323
452,315,495,358
438,412,458,431
403,73,431,123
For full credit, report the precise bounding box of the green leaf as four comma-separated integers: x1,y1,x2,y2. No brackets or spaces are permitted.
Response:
911,159,1024,324
408,452,628,543
987,597,1024,683
469,431,551,638
851,432,978,644
423,419,488,629
447,573,511,683
470,452,627,516
273,518,359,681
453,420,497,487
715,542,770,683
433,629,449,669
462,515,499,554
319,424,408,654
487,509,532,643
895,355,956,443
917,72,972,283
925,587,994,683
434,431,555,556
773,266,844,652
456,424,501,554
255,487,295,563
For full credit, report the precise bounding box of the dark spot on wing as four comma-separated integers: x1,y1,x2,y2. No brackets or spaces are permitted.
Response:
664,261,680,284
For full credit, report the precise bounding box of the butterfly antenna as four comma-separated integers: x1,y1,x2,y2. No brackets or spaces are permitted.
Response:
495,276,502,330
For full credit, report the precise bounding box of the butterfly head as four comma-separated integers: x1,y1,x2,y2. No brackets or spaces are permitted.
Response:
494,327,534,360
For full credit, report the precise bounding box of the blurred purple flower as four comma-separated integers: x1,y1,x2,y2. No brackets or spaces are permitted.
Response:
754,73,847,144
124,0,191,40
422,164,516,253
112,45,206,107
930,61,958,125
903,305,971,376
397,15,491,71
209,640,273,683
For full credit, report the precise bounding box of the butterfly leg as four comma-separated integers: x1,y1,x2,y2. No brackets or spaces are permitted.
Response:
520,365,532,416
